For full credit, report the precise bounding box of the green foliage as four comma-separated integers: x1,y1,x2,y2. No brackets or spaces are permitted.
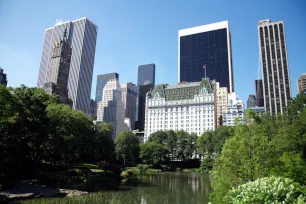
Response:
115,131,140,165
197,156,213,173
224,176,306,203
94,122,115,162
140,141,168,165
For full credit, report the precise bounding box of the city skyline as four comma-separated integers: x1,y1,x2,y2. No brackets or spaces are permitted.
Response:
1,0,305,106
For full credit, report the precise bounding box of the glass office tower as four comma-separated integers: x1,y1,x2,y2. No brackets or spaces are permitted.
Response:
179,21,234,93
95,73,119,103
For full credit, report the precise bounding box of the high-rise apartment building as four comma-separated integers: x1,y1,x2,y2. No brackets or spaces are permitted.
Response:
97,79,129,139
43,28,71,104
38,17,98,114
222,92,245,126
179,21,234,93
247,95,256,108
121,82,138,130
258,19,291,114
297,73,306,94
255,79,264,107
136,64,156,131
95,73,119,103
215,83,228,127
0,68,7,86
144,78,215,142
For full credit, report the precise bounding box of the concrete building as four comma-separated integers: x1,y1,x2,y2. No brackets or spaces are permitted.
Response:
215,82,228,127
97,79,129,139
247,94,256,108
144,78,215,142
249,106,265,116
255,79,264,107
0,68,7,86
297,73,306,94
95,73,119,103
222,92,245,126
258,19,291,114
121,82,138,130
179,21,234,93
43,28,71,104
38,17,98,114
136,64,156,131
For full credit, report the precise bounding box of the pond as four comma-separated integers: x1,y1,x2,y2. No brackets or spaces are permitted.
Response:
21,172,211,204
120,172,211,204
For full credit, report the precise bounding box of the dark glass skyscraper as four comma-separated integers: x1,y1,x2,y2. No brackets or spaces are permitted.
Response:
136,64,155,131
258,19,291,114
247,95,256,108
0,68,7,87
95,73,119,103
255,79,264,107
179,21,234,93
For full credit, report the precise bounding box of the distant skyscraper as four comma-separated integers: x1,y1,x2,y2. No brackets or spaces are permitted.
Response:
136,64,156,131
97,79,129,139
95,73,119,103
215,83,228,127
179,21,234,93
0,68,7,86
222,92,245,126
247,95,256,108
43,28,71,104
38,17,98,114
255,79,264,107
121,82,138,130
297,73,306,94
258,19,291,114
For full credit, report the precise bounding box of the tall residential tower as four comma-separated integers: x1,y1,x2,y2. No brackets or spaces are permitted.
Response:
121,82,138,130
179,21,234,93
258,19,291,114
297,73,306,94
38,17,98,114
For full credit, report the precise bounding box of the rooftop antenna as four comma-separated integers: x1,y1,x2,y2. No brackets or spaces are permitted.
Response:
203,64,207,78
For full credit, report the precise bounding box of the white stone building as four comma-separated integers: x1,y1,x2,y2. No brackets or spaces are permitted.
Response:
97,79,129,139
221,92,245,126
144,79,215,142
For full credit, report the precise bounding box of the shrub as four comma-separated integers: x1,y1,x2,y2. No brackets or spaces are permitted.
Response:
97,161,121,176
224,176,306,204
136,164,149,173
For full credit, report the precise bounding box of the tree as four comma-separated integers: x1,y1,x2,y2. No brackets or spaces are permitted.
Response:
211,124,275,203
95,122,115,162
114,131,140,165
148,130,168,144
165,130,177,161
140,141,168,165
176,131,196,161
196,131,213,157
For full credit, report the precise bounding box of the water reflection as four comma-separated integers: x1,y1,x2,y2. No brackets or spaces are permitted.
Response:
122,172,211,204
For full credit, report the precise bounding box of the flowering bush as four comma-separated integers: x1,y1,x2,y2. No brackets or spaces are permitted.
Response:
224,176,306,203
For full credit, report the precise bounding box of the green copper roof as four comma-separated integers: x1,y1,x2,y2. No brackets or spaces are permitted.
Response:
149,78,214,101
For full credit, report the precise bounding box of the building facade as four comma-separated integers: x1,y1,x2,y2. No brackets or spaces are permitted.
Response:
144,79,215,142
247,94,256,108
95,73,119,103
38,17,98,114
43,28,72,104
0,68,7,86
121,82,138,130
215,83,228,127
258,19,291,114
136,64,156,131
222,92,245,126
255,79,264,107
179,21,234,93
297,73,306,94
97,79,128,139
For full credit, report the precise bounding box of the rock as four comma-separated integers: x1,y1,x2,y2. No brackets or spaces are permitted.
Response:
60,189,88,197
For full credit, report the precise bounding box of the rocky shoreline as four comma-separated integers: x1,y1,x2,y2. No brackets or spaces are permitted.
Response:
0,181,88,202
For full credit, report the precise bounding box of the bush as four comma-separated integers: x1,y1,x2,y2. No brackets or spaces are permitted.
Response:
97,161,121,176
197,156,213,173
136,164,149,173
224,176,306,203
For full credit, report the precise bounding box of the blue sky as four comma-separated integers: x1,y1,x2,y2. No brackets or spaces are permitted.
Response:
0,0,305,104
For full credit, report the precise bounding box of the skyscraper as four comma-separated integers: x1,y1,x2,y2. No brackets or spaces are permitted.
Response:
43,28,71,104
97,79,129,139
95,73,119,103
215,83,228,127
121,82,138,130
255,79,264,107
136,64,156,131
179,21,234,93
297,73,306,94
258,19,291,114
38,17,98,114
0,68,7,86
247,95,256,108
